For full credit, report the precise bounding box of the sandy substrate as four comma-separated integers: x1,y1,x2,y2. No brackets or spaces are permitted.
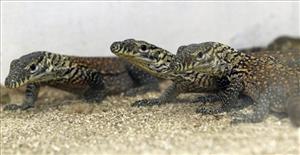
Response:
0,84,299,155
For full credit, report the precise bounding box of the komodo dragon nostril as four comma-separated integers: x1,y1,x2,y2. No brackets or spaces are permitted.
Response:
110,42,122,53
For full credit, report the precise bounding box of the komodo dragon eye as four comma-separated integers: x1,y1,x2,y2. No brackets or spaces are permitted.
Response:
29,64,39,73
140,45,148,52
197,52,203,58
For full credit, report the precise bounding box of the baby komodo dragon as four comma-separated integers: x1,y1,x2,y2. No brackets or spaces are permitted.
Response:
110,39,300,116
176,42,300,126
111,39,226,107
4,51,159,110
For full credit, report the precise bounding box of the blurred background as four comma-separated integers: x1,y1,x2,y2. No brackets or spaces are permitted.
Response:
1,1,299,84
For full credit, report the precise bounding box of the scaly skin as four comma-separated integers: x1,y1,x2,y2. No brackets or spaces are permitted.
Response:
240,36,300,69
110,39,300,114
176,42,300,126
243,50,300,70
111,39,222,107
4,51,159,110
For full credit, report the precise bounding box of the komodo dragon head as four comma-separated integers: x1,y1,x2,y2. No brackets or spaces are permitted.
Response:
111,39,177,79
174,42,243,77
5,51,71,88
